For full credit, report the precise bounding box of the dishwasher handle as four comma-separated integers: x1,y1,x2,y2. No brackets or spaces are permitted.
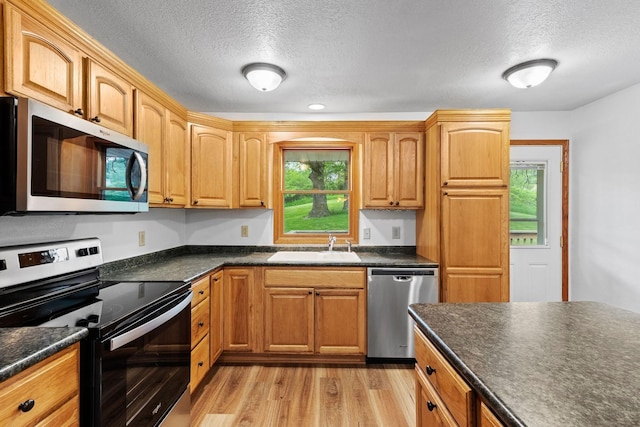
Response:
369,269,436,277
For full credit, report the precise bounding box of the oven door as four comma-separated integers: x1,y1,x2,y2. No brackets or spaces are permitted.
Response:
85,290,191,427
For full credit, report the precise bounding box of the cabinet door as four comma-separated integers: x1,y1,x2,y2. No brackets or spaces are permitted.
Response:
86,59,134,136
191,124,233,208
363,132,394,207
135,91,166,204
165,110,189,206
441,121,509,187
210,270,223,365
479,402,505,427
441,188,509,302
223,268,255,352
264,287,314,353
238,132,268,208
394,132,424,208
4,3,83,113
315,289,365,354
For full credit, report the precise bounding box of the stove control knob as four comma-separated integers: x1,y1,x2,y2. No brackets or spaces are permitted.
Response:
0,259,6,271
76,318,90,327
77,248,89,257
87,314,100,323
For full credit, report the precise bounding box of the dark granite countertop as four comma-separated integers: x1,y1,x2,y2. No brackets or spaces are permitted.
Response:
100,247,437,283
0,327,88,382
408,302,640,427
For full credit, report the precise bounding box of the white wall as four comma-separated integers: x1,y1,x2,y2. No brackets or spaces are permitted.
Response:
566,83,640,312
185,209,416,247
0,208,186,263
511,83,640,312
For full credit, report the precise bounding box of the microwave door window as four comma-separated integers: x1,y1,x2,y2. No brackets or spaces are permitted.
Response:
32,118,101,200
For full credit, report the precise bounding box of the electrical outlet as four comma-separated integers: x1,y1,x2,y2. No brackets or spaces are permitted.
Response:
138,231,146,246
363,228,371,239
392,226,401,240
241,225,249,237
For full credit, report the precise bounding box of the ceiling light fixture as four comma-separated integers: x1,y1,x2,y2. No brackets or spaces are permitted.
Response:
502,59,558,89
242,62,286,92
308,103,325,110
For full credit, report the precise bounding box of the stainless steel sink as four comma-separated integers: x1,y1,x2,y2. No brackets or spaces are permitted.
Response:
267,251,361,263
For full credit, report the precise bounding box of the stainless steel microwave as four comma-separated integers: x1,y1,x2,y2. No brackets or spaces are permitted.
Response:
0,97,148,215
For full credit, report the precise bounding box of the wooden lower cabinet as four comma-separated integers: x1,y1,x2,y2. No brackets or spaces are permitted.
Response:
223,267,258,352
414,326,505,427
209,269,224,365
0,343,80,426
261,268,366,358
190,275,210,393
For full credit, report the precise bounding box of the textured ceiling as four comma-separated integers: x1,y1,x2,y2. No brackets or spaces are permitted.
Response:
47,0,640,119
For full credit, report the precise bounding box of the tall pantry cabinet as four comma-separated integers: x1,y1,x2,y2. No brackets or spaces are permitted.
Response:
416,110,511,303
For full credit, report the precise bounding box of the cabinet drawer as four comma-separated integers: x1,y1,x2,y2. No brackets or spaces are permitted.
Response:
190,335,210,392
35,394,79,427
264,268,365,289
191,275,210,307
0,344,79,426
191,297,210,346
416,366,458,427
414,326,474,427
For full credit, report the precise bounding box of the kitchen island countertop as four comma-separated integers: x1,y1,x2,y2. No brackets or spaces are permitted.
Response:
100,249,437,283
409,301,640,427
0,327,87,382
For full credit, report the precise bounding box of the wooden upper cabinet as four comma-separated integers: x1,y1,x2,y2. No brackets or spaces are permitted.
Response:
363,132,423,208
135,91,188,206
191,124,234,208
4,3,83,113
238,132,268,208
135,91,166,204
85,59,134,136
441,121,510,187
165,110,189,206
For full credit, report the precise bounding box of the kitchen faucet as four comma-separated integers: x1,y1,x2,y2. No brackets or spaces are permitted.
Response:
328,234,337,251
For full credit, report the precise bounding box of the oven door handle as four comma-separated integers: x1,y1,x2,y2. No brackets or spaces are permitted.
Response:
109,291,192,351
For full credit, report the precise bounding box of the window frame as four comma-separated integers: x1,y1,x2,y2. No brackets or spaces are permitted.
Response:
273,140,360,245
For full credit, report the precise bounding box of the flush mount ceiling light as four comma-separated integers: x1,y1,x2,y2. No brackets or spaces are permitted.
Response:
502,59,558,89
308,103,325,110
242,62,286,92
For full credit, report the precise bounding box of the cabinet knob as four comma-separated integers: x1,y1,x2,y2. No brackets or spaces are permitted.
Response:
164,197,170,203
389,201,394,206
213,277,219,282
90,116,101,123
168,198,174,202
193,200,199,205
395,201,400,206
260,200,265,207
198,361,204,367
198,321,204,327
425,365,436,375
316,291,320,296
199,290,205,295
308,291,313,295
427,401,437,412
18,399,35,413
73,108,84,116
443,181,448,186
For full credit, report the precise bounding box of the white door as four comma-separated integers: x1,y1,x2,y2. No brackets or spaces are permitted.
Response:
509,145,563,301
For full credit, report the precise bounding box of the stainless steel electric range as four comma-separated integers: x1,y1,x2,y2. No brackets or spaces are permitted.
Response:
0,238,192,427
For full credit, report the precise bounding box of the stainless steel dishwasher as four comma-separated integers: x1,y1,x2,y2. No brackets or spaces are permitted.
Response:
367,267,438,360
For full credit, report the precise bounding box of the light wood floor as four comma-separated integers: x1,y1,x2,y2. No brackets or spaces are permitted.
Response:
191,363,416,427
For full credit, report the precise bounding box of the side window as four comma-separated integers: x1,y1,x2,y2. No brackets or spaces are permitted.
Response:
510,162,547,246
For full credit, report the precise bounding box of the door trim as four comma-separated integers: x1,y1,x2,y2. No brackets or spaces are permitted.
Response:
511,140,569,301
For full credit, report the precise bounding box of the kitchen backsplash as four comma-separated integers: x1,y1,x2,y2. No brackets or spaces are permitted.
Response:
0,208,416,263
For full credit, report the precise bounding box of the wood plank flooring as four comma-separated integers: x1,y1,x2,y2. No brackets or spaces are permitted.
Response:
191,364,416,427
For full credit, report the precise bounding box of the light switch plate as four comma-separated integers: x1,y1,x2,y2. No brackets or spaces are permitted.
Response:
363,228,371,239
138,231,146,246
241,225,249,237
392,226,401,240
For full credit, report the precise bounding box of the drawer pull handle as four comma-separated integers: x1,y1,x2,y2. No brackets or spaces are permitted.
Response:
199,290,205,295
426,365,436,375
198,321,205,327
427,401,437,412
18,399,35,413
198,361,204,367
